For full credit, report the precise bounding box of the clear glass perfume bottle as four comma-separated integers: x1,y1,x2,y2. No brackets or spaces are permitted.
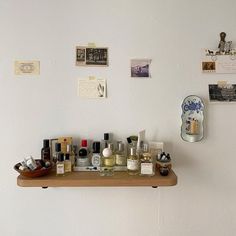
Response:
127,147,139,175
91,142,101,168
100,147,115,176
115,141,127,166
56,153,65,176
66,144,75,168
64,153,72,173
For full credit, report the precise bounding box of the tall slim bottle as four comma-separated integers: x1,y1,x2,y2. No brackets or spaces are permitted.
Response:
127,147,139,175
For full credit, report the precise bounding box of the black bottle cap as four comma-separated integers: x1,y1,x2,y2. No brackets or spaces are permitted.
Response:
55,143,61,152
127,137,132,144
58,153,64,162
43,139,49,148
104,133,109,141
65,153,70,160
93,142,100,153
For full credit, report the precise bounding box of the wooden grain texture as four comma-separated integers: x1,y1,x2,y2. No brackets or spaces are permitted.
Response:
17,170,177,188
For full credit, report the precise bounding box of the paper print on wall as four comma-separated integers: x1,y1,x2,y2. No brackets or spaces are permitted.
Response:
131,59,151,78
14,61,40,75
202,32,236,74
78,77,107,99
181,95,204,143
209,83,236,102
76,46,108,66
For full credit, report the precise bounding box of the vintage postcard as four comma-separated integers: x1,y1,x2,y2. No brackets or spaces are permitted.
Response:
15,61,40,75
202,49,236,74
76,46,108,66
209,83,236,102
131,59,151,78
78,78,107,99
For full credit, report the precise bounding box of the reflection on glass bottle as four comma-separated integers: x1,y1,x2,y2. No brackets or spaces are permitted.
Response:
100,147,115,176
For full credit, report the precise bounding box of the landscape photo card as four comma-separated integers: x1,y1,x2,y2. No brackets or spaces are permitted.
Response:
130,59,151,78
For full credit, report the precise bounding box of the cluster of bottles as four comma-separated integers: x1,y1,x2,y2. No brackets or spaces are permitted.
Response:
41,133,158,177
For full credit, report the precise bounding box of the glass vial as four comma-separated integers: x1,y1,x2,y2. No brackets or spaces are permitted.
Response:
100,147,115,176
56,153,65,176
115,141,126,166
64,153,72,173
41,139,51,161
54,143,62,165
127,147,139,175
91,142,101,167
66,144,75,167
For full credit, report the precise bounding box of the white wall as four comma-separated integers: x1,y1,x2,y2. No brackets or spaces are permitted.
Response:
1,0,236,235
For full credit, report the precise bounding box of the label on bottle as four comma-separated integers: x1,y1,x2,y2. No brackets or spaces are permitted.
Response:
115,154,126,166
92,154,101,167
127,159,139,171
104,157,115,167
141,163,153,175
57,163,65,174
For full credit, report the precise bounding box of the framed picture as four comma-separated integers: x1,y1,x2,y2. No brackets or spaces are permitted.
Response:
131,59,151,78
76,46,108,66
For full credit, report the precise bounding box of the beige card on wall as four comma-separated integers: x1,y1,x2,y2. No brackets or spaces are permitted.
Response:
14,61,40,75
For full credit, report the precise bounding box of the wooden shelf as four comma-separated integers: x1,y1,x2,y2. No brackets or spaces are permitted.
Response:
17,170,177,188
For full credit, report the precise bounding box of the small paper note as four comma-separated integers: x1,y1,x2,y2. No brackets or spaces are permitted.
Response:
15,61,40,75
78,78,107,99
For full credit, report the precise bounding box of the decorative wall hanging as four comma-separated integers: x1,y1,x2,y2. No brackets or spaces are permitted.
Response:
209,82,236,102
76,46,108,66
201,32,236,74
181,95,204,142
130,59,151,78
77,76,107,99
14,61,40,75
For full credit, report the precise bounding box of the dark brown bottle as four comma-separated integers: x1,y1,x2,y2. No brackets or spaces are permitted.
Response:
41,139,51,161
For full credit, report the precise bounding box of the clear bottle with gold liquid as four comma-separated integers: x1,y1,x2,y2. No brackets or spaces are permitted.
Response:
100,144,115,176
127,147,139,175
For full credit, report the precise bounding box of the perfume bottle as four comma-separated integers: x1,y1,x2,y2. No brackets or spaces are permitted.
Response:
56,153,65,176
73,145,78,166
41,139,51,161
66,144,75,167
115,141,126,166
91,142,101,168
54,142,62,164
77,139,89,167
100,147,115,176
64,153,72,173
127,147,139,175
140,145,155,176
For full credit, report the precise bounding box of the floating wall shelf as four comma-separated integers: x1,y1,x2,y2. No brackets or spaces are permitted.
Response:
17,170,177,188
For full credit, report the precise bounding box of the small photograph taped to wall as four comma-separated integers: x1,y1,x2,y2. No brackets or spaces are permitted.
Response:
86,48,108,66
209,84,236,102
202,61,216,72
76,47,86,65
76,46,108,66
131,59,151,78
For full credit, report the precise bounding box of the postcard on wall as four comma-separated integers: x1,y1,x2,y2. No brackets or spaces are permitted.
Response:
209,83,236,102
14,61,40,75
76,46,108,66
78,78,107,99
201,49,236,74
130,59,151,78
